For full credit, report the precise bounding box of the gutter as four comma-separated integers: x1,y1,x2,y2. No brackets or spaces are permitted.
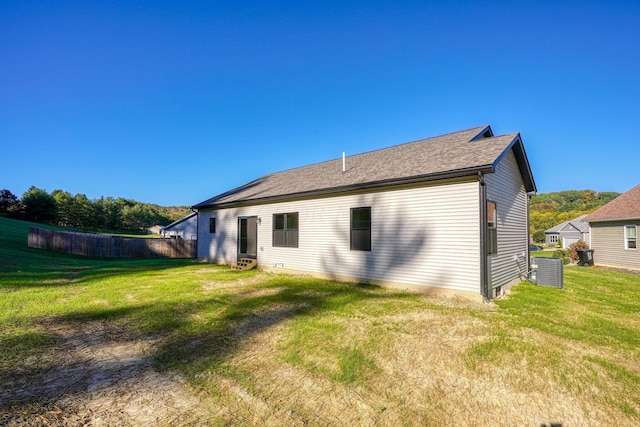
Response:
586,217,640,223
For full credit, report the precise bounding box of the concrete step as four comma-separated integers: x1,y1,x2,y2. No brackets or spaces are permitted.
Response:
231,258,257,271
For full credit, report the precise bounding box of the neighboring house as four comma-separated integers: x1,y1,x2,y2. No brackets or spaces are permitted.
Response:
147,225,163,235
584,184,640,270
193,125,537,301
544,214,590,248
161,212,198,240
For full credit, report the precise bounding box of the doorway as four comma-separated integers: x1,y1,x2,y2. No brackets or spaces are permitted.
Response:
238,216,257,260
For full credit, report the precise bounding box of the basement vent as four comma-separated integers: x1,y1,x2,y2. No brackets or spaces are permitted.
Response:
530,257,564,289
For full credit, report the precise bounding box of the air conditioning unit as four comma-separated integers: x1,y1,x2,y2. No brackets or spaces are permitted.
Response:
530,257,564,289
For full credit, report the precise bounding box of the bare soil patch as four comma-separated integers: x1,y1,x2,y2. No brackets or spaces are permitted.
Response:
0,320,214,426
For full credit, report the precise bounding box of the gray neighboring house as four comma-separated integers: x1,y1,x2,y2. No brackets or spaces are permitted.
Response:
161,212,198,240
584,184,640,270
544,214,590,248
193,125,537,301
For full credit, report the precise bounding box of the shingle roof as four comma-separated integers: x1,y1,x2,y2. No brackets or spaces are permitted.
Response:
545,214,590,233
194,125,536,209
584,184,640,222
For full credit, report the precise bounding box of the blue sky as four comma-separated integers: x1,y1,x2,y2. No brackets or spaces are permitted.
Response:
2,0,639,207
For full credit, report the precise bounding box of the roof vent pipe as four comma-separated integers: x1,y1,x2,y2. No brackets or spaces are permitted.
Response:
342,152,346,172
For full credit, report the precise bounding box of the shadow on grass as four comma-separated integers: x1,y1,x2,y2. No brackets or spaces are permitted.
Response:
0,271,416,414
151,277,402,373
0,257,198,290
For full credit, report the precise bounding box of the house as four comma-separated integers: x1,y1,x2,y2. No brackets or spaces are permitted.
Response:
584,184,640,270
146,225,163,235
160,212,198,240
193,125,536,301
544,214,590,248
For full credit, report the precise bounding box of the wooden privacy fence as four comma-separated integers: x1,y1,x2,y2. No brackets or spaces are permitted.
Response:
28,227,197,259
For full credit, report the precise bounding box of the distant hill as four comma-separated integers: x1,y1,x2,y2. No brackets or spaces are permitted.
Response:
530,189,620,242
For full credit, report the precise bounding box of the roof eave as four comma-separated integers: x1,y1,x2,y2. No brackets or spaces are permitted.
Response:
161,212,197,230
492,133,537,194
587,217,640,223
193,165,493,210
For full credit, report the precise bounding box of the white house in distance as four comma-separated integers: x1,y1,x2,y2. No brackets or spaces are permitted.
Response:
544,214,590,248
193,125,537,301
161,212,197,240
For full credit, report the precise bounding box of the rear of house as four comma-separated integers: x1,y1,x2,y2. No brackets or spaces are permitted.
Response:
194,126,536,300
585,184,640,270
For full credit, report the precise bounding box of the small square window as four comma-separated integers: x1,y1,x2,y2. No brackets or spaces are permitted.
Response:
273,212,298,248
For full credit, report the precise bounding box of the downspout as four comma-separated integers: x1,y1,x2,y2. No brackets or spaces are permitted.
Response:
478,172,490,300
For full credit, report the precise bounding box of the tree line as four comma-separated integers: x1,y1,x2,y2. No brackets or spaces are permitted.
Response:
0,187,191,232
530,189,620,242
1,186,620,238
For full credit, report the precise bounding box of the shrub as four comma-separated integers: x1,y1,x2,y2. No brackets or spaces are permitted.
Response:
569,240,589,261
552,249,571,264
532,230,545,243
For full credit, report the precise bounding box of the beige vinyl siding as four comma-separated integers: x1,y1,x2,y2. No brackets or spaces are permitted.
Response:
198,210,238,262
590,221,640,270
199,178,482,294
484,150,529,291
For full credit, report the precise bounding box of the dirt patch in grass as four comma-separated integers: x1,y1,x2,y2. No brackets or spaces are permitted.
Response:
189,293,634,426
201,272,268,292
0,320,215,426
2,268,639,426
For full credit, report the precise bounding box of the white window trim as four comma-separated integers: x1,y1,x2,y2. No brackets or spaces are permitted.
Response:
624,225,637,250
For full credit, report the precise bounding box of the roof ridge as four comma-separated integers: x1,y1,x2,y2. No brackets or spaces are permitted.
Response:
350,125,490,157
193,125,536,209
261,125,491,177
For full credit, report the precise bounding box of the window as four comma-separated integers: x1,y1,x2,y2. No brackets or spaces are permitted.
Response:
351,207,371,251
549,235,558,244
273,213,298,247
487,201,497,255
625,225,637,249
209,218,216,234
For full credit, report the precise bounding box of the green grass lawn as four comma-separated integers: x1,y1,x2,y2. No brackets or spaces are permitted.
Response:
1,216,640,425
531,249,554,257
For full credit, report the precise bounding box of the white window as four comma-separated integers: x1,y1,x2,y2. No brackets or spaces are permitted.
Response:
625,225,637,250
549,235,558,244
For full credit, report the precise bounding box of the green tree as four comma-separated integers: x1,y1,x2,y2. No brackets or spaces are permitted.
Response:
71,193,94,227
0,189,20,218
96,196,122,230
122,203,155,231
22,186,58,223
52,190,74,226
